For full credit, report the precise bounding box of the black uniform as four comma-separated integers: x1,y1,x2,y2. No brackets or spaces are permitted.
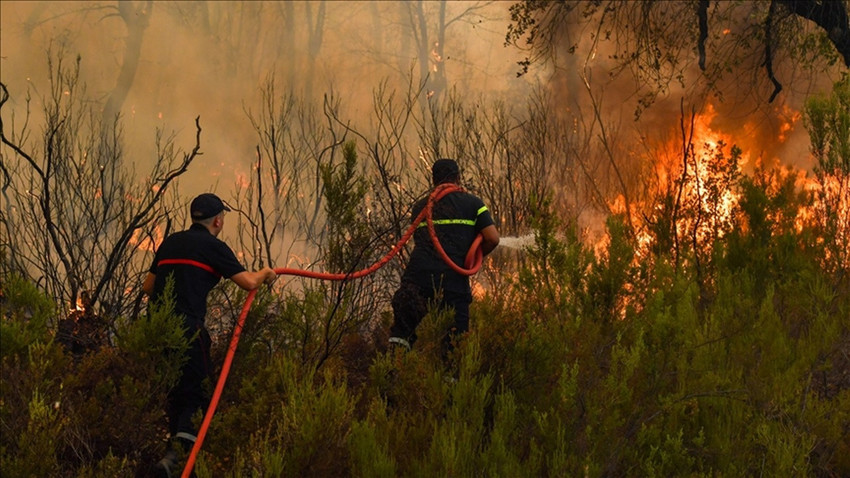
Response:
148,223,245,443
390,189,495,350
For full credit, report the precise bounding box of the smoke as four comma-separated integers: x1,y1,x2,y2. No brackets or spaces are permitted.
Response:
543,1,842,172
0,1,529,198
4,1,841,256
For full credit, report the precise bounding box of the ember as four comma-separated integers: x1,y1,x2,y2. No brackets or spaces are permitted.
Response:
57,290,109,358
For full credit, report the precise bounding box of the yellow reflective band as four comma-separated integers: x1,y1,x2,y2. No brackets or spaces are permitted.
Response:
477,206,488,216
417,219,476,228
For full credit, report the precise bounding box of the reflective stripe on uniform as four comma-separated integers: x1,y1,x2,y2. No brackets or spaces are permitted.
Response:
416,205,489,228
388,336,411,350
157,259,221,277
174,431,197,443
417,218,476,228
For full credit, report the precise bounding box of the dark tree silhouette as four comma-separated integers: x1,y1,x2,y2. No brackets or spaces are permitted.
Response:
506,0,849,110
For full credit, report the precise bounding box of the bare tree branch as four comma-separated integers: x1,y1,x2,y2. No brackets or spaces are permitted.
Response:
91,117,202,306
764,1,784,103
698,0,709,71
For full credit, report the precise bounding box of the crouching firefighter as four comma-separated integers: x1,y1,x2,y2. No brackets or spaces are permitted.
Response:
143,193,277,477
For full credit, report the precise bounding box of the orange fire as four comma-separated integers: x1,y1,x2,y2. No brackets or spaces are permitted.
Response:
235,172,250,190
604,99,849,271
808,173,850,267
777,104,802,143
608,103,750,258
129,224,164,253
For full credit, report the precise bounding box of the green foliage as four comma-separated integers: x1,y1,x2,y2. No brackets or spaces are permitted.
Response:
1,273,57,359
3,124,849,477
348,417,397,478
239,138,386,373
74,452,133,478
2,364,64,477
115,279,189,390
202,354,355,477
1,276,67,476
804,73,850,276
513,193,594,321
321,140,370,272
1,277,189,476
242,286,332,368
805,74,850,176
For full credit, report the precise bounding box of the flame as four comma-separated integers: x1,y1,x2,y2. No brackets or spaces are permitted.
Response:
610,99,849,271
794,171,819,233
608,102,750,258
777,104,802,143
809,173,850,267
129,224,164,252
430,41,443,72
235,172,250,190
673,105,744,231
471,280,485,300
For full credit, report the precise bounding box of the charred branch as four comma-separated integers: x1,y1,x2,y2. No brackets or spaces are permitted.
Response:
0,83,44,178
255,145,274,268
90,117,202,306
765,1,784,103
698,0,709,71
102,1,153,127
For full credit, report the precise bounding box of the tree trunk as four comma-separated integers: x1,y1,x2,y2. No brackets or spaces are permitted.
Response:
102,1,152,127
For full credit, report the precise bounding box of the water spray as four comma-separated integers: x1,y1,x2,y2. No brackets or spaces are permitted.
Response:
498,233,535,250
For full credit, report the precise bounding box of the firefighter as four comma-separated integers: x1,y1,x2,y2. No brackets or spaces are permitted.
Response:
388,159,500,356
143,193,276,477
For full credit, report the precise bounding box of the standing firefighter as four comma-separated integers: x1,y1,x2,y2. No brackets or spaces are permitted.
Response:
389,159,500,356
143,193,277,477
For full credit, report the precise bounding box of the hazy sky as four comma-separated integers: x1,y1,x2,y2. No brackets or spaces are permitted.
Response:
1,1,535,199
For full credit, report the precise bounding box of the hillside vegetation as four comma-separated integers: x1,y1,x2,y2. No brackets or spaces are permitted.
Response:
2,72,848,477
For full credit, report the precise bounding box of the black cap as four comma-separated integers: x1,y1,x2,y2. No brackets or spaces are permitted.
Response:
432,158,460,185
190,193,230,220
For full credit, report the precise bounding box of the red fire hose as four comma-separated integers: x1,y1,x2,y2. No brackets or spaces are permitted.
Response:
181,183,483,477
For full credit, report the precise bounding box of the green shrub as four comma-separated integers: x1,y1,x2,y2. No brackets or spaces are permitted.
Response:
204,353,355,477
2,126,849,476
348,417,397,478
1,273,56,360
1,277,67,476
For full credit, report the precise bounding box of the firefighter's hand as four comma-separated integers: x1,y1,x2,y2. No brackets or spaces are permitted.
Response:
261,267,277,285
